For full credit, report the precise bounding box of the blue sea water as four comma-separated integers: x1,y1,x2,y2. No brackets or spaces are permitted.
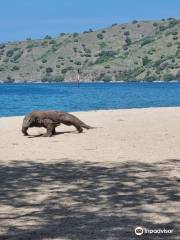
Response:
0,82,180,117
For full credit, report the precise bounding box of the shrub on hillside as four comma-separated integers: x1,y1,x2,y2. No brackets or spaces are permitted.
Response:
42,75,64,82
173,36,179,40
104,65,110,69
49,40,56,44
153,58,166,68
171,31,178,35
145,74,157,81
167,42,172,47
46,67,53,74
13,52,23,61
84,48,91,54
3,58,9,63
6,76,15,83
175,70,180,80
159,25,167,31
42,59,47,63
147,48,156,55
26,44,34,49
73,32,79,37
97,73,112,82
73,47,77,53
51,46,58,52
141,37,154,46
44,35,52,39
0,50,4,55
13,47,20,51
167,17,176,21
163,73,174,81
95,50,117,64
115,70,134,81
132,20,138,24
125,37,132,45
124,31,130,36
97,33,104,40
153,22,158,27
84,54,91,57
123,45,128,51
61,66,74,74
41,41,48,46
176,50,180,58
11,65,19,71
168,19,179,28
0,44,5,49
99,42,107,49
142,56,151,66
74,61,82,65
6,49,14,57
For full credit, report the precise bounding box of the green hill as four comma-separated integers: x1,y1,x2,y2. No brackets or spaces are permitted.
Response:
0,18,180,83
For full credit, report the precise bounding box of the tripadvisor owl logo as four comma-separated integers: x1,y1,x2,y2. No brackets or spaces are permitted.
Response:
135,226,144,235
134,226,174,236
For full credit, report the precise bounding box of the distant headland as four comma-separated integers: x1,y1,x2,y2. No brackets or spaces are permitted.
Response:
0,18,180,83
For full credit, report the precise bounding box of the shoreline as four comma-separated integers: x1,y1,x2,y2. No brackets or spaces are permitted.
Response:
0,80,180,84
1,106,180,118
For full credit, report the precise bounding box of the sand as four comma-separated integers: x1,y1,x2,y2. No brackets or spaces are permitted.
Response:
1,107,180,163
0,108,180,239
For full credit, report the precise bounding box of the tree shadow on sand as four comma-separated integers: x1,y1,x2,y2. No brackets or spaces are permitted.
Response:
0,159,179,240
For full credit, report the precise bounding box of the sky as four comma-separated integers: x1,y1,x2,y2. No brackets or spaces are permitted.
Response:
0,0,180,42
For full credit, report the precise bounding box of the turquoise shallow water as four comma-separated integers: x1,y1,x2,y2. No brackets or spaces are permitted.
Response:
0,82,180,117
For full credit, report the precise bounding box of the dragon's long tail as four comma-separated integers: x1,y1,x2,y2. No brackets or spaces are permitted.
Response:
80,122,94,129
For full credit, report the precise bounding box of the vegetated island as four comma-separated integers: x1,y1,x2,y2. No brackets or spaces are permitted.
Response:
0,18,180,83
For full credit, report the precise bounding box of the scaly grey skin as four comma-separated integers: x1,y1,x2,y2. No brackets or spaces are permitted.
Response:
22,110,93,137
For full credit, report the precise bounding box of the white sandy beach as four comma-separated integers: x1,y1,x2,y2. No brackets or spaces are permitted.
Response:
0,108,180,239
0,107,180,163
